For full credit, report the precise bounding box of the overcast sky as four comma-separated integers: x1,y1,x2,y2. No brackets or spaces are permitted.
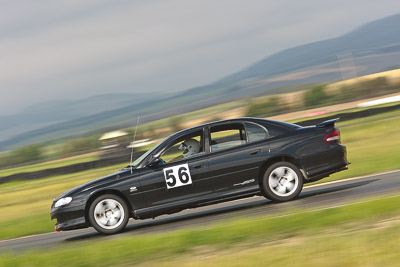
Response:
1,0,400,115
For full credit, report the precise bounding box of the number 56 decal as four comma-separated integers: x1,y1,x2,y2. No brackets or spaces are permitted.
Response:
163,163,192,189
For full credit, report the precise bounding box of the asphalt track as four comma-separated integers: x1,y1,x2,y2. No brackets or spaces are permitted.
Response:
1,170,399,253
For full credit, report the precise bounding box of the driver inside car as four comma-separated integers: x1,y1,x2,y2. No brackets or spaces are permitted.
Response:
160,138,201,163
179,139,200,159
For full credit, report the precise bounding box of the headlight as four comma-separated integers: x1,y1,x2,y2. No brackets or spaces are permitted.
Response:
54,197,72,208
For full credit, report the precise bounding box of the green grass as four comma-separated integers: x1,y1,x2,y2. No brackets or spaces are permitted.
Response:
0,153,99,178
0,213,53,241
154,220,400,266
1,194,400,266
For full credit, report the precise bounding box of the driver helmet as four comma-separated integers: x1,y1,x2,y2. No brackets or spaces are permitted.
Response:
179,139,200,158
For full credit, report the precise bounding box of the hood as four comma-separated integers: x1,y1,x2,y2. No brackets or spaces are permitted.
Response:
53,170,125,201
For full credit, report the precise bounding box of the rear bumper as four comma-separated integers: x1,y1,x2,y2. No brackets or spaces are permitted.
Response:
302,144,349,182
305,163,349,183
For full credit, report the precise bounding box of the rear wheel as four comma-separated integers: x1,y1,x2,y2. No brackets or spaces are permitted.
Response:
89,194,129,234
261,162,303,202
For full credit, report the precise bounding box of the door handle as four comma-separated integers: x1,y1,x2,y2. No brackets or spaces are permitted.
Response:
193,164,203,169
249,150,260,156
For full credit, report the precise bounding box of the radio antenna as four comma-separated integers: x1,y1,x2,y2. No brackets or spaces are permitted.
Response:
130,115,140,174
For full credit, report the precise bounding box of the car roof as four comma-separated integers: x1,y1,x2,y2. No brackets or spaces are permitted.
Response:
173,117,247,134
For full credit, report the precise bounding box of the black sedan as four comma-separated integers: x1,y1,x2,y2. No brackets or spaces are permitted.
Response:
51,117,348,234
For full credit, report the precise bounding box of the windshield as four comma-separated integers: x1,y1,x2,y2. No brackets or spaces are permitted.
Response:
131,139,164,167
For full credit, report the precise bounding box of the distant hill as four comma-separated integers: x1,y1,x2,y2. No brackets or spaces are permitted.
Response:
1,13,400,150
222,14,400,84
198,13,400,95
0,93,160,141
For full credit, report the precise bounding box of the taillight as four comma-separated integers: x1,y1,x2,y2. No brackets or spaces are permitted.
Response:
324,130,340,143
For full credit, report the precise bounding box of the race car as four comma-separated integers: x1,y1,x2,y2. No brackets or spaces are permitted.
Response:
51,117,348,234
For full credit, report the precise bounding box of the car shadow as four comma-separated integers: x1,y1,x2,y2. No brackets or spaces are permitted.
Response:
299,179,379,199
64,178,379,242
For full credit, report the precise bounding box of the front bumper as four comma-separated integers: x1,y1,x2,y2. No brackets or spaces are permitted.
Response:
51,203,88,231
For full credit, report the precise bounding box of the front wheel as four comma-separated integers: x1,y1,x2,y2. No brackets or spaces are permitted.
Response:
261,162,303,202
88,194,129,234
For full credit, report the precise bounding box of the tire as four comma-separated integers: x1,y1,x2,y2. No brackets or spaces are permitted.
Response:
261,162,303,202
88,194,129,234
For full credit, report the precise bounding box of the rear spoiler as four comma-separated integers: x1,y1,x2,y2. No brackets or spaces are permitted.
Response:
316,118,339,128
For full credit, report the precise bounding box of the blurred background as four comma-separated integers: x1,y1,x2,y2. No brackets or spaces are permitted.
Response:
1,0,400,266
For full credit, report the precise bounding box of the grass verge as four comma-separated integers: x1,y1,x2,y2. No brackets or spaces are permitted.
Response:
0,213,53,241
1,194,400,266
149,217,400,267
0,153,99,178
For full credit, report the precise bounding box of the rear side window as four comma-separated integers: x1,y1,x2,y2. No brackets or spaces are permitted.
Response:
245,123,267,142
209,123,246,152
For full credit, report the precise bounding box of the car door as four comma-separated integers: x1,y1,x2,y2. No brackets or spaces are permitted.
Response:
138,128,212,213
207,122,268,193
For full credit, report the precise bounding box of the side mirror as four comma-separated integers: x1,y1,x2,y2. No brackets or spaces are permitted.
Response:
147,157,161,168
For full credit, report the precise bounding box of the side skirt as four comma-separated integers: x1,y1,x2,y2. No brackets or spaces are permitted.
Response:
134,186,260,220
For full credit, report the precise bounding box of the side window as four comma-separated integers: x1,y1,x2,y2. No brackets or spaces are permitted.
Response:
209,123,246,152
160,130,203,164
245,123,267,142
